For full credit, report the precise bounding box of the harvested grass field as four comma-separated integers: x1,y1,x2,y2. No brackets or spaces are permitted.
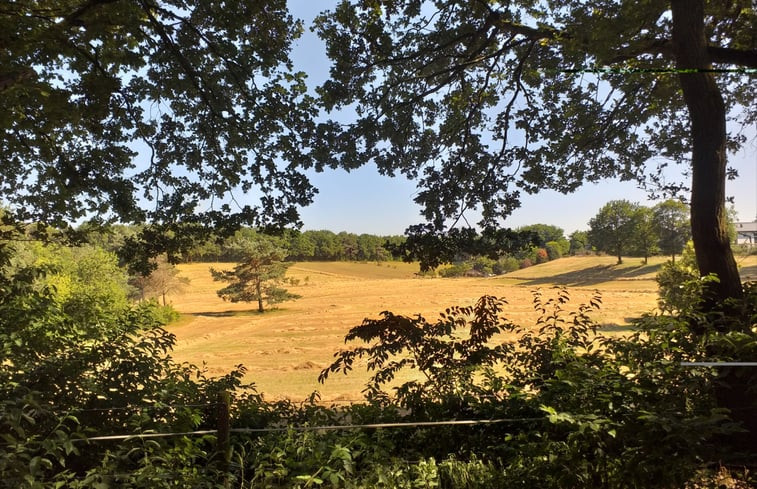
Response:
168,254,757,403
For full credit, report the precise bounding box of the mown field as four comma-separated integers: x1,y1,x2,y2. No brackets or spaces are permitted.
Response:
168,254,757,403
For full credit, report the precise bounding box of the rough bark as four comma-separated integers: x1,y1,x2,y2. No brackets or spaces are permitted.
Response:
671,0,743,304
671,0,752,455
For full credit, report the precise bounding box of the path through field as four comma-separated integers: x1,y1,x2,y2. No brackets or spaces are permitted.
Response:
166,258,672,402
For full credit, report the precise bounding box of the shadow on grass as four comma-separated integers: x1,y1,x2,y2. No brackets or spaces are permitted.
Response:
189,307,292,318
516,262,663,287
740,265,757,279
190,310,262,317
597,323,639,335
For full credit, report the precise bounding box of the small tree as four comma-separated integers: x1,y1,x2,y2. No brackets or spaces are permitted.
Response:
130,255,190,305
211,237,300,313
653,200,691,263
631,206,659,264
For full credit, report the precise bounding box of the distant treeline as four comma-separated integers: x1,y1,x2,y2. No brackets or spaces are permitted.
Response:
83,225,406,263
191,229,407,263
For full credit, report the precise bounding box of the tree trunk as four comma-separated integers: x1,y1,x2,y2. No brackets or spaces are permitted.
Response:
671,0,743,305
256,280,264,313
671,0,752,455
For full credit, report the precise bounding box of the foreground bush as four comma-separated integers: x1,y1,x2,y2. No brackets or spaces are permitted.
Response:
3,240,755,488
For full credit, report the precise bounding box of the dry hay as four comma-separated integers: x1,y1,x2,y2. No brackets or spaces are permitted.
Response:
161,258,671,403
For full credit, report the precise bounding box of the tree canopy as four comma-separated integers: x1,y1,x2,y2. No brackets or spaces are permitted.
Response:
1,0,316,249
588,200,640,264
653,199,691,262
1,0,755,299
313,0,756,302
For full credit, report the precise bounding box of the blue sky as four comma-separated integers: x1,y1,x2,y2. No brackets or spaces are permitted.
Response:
289,1,756,236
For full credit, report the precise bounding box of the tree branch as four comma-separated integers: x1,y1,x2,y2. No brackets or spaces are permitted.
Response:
708,46,757,68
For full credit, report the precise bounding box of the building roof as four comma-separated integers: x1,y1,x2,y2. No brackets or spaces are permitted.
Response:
736,221,757,233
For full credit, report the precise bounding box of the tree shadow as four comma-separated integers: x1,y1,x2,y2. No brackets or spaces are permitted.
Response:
515,262,663,287
740,264,757,279
597,323,639,334
189,310,262,317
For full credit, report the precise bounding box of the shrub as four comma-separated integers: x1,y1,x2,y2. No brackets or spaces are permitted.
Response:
534,248,549,264
147,299,182,324
656,241,700,313
439,262,469,277
545,240,569,260
319,287,742,488
492,256,519,275
470,256,495,275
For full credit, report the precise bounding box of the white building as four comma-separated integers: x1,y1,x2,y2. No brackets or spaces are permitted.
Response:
735,221,757,246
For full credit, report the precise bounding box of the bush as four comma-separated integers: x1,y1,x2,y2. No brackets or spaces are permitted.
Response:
470,256,495,275
146,299,182,324
545,240,568,260
318,286,745,488
492,256,519,275
439,262,470,277
534,248,549,264
656,241,700,313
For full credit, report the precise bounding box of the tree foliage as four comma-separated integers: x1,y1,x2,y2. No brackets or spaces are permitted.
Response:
211,234,300,313
587,200,641,264
314,0,756,302
1,0,316,256
568,230,590,255
517,224,565,247
630,206,658,264
14,242,132,326
653,199,691,262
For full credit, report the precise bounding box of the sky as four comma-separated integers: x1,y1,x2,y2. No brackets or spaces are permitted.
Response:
288,1,756,236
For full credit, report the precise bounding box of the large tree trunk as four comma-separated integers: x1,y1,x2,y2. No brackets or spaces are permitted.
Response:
671,0,751,455
671,0,743,304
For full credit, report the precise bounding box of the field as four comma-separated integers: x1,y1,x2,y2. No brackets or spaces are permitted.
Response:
167,254,757,403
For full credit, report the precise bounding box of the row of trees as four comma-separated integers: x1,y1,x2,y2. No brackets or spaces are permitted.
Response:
434,200,691,278
588,199,691,264
84,225,405,264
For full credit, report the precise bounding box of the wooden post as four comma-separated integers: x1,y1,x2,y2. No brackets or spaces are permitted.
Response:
216,391,231,485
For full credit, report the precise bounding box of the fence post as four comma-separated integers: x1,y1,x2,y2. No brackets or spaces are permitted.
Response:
216,390,231,485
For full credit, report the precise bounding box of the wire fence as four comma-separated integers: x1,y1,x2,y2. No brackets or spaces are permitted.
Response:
79,416,547,442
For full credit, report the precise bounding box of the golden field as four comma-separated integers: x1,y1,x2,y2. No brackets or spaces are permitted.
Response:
167,255,757,403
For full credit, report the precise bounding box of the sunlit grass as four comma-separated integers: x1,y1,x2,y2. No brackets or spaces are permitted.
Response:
165,255,756,402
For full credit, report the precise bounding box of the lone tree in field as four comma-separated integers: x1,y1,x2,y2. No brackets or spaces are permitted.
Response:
211,237,300,313
588,200,641,264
